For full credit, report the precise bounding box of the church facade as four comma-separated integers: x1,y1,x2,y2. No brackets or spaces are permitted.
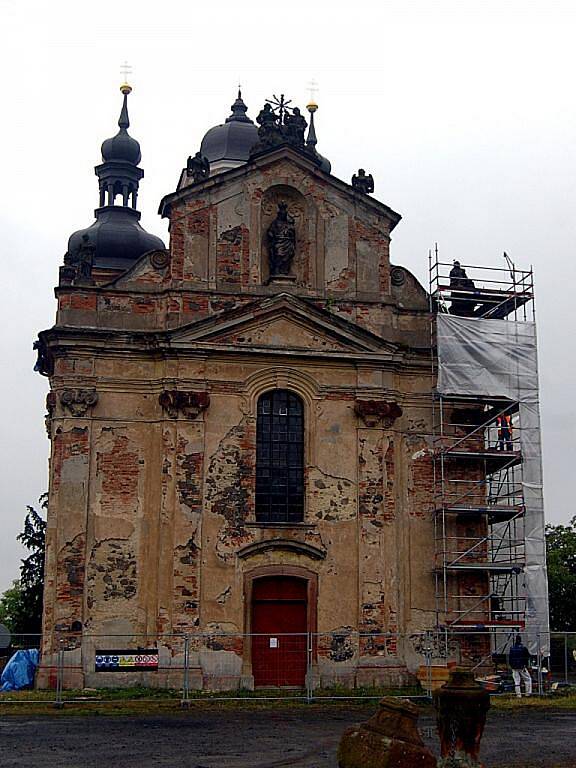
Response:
36,86,448,690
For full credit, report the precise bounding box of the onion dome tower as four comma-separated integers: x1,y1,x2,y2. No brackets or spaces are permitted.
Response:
199,90,259,174
64,83,165,276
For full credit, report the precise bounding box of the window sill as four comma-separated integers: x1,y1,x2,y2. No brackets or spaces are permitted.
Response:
246,522,317,529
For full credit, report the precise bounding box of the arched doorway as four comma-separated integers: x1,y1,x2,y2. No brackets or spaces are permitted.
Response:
251,576,308,687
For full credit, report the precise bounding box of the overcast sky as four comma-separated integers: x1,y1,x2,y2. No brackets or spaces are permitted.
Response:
0,0,575,592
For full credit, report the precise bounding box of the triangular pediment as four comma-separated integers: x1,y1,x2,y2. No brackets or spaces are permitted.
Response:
169,293,397,357
159,146,401,230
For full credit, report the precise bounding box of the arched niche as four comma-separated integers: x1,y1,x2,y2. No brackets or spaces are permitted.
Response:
260,184,317,288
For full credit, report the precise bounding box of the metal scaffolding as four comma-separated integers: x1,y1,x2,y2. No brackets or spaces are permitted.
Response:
429,253,547,661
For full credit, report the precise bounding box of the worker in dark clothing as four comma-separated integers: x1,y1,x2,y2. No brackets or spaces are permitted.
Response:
449,261,477,317
508,634,532,697
497,414,513,451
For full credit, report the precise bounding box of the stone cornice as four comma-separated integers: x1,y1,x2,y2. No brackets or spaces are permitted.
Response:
39,334,432,373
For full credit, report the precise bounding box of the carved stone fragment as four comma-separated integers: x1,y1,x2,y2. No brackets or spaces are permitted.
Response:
355,400,403,428
159,390,210,420
338,697,436,768
60,389,98,417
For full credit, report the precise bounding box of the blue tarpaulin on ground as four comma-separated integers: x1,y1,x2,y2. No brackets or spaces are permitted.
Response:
0,649,39,691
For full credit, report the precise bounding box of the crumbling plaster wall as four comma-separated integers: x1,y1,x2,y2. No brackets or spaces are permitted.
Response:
165,157,393,300
41,340,442,689
42,154,444,689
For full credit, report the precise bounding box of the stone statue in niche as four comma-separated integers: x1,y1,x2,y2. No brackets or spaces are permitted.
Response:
267,201,296,277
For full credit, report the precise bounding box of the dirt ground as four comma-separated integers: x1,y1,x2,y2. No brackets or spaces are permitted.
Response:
0,706,573,767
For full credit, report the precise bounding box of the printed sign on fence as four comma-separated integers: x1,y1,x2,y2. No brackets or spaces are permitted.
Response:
95,649,159,672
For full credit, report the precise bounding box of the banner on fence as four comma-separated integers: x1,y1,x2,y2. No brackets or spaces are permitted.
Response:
95,649,159,672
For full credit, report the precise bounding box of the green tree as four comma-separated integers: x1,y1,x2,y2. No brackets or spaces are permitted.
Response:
0,581,27,631
546,516,576,631
0,496,46,636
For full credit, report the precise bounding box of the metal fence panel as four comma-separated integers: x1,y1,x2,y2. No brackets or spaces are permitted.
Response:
1,630,575,706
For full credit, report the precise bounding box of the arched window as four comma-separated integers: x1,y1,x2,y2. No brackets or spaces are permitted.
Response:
256,389,304,523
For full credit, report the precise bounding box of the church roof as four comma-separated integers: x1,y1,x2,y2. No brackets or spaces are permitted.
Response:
199,90,259,164
67,207,164,271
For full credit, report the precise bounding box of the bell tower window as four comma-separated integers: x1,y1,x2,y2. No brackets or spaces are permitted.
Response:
255,389,304,523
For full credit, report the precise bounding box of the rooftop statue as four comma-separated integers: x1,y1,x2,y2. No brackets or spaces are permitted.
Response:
283,107,307,148
62,234,95,285
267,201,296,277
352,168,374,194
255,103,283,150
252,95,309,154
186,152,210,183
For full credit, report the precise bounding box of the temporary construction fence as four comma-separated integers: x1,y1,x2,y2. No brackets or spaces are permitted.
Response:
1,630,575,707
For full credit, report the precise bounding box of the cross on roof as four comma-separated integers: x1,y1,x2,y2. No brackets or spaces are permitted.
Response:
307,79,319,103
120,60,132,84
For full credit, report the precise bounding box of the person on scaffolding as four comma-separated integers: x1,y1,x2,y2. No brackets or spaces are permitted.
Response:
449,260,477,317
508,634,532,698
497,413,514,451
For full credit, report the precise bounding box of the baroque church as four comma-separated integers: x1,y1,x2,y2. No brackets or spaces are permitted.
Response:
35,83,452,690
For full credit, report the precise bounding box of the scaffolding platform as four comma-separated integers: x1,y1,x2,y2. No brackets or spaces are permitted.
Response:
449,619,526,632
434,285,533,320
439,449,522,474
437,562,524,573
431,259,534,322
433,505,524,524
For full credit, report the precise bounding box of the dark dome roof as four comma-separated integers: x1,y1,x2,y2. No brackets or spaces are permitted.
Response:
315,152,331,174
200,91,258,164
68,207,165,271
100,93,142,165
101,131,141,165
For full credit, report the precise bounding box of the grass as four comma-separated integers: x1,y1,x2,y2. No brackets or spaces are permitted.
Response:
491,690,576,711
1,685,575,717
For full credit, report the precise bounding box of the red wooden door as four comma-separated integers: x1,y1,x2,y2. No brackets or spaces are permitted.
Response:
251,577,307,687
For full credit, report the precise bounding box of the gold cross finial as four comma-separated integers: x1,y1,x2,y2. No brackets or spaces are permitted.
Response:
120,60,132,94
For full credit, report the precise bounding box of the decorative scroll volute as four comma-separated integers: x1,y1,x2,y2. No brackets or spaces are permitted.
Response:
159,390,210,420
60,389,98,417
355,400,402,428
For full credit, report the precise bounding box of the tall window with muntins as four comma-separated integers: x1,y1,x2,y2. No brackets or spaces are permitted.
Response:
256,389,304,523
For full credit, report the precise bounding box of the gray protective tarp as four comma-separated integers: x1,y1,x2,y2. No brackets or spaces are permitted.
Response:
437,314,550,656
